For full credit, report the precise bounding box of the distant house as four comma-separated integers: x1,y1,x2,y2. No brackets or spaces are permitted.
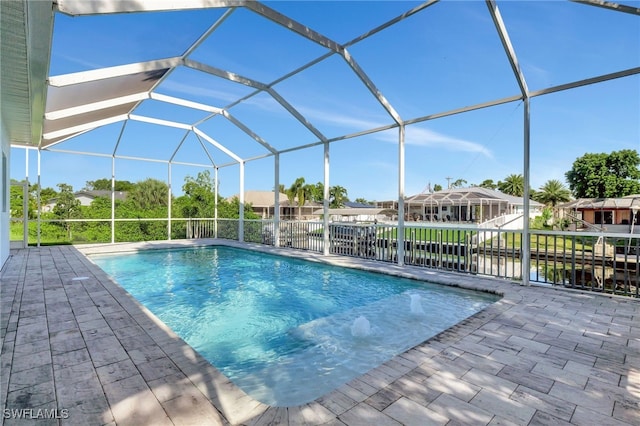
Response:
378,187,543,223
230,191,287,219
344,201,376,209
558,195,640,233
229,190,322,220
43,190,128,212
312,207,395,223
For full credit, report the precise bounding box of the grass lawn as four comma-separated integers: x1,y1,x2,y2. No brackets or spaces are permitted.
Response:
380,227,476,243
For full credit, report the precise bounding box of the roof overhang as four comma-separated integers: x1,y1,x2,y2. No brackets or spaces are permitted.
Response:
1,0,54,147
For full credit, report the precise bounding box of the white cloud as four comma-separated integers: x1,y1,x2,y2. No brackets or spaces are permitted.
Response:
376,126,493,158
160,80,243,104
270,103,493,159
52,53,105,72
522,62,553,88
296,105,391,130
366,160,396,172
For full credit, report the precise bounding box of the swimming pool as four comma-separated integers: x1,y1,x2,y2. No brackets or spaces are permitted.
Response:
92,246,499,406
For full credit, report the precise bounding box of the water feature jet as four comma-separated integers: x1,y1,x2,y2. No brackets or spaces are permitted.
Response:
351,316,371,337
409,293,425,315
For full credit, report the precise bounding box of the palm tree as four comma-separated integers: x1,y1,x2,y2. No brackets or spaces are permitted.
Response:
477,179,497,190
286,177,308,219
284,188,297,220
498,174,524,197
534,179,572,207
129,178,168,210
296,185,307,219
451,178,467,189
329,185,348,208
309,182,324,203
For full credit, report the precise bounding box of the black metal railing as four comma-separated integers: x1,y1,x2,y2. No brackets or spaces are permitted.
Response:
32,216,636,297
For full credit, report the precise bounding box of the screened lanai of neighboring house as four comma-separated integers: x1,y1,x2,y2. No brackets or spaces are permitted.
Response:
380,187,545,223
559,195,640,232
1,0,639,276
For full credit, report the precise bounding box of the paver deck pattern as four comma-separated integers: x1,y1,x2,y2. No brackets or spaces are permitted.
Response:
1,239,639,425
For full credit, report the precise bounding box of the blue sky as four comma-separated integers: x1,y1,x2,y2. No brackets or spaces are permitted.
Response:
10,0,640,202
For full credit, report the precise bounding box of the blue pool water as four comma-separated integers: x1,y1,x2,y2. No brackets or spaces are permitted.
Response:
92,246,499,406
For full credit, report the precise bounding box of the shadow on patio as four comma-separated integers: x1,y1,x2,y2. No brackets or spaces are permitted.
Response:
1,245,269,425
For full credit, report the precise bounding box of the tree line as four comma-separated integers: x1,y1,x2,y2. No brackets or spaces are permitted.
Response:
280,149,640,209
10,149,639,243
433,149,640,206
10,170,259,244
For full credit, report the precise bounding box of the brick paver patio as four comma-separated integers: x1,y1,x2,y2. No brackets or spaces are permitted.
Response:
1,240,638,425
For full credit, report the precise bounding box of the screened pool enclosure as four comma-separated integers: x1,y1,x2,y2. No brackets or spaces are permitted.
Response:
2,0,639,290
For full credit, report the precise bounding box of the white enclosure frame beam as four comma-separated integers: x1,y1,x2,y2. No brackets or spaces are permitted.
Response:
274,154,280,247
167,131,194,240
183,7,237,58
239,161,245,242
345,0,439,48
522,98,531,285
194,135,218,168
486,0,529,97
55,0,244,16
570,0,640,15
36,150,41,246
487,0,531,285
184,59,268,90
168,163,173,240
341,49,402,125
150,93,223,114
129,115,192,130
529,67,640,98
323,142,330,256
214,167,219,238
222,111,277,154
111,156,116,244
244,2,341,52
266,89,328,143
247,1,404,127
168,131,192,164
23,152,29,249
193,128,242,162
397,125,406,266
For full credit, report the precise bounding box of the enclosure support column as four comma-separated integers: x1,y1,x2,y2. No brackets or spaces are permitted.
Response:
487,0,531,284
397,124,406,266
522,97,531,286
239,161,245,242
323,141,330,256
167,163,172,240
274,154,280,247
23,150,29,248
214,167,219,238
37,149,42,247
111,156,116,244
